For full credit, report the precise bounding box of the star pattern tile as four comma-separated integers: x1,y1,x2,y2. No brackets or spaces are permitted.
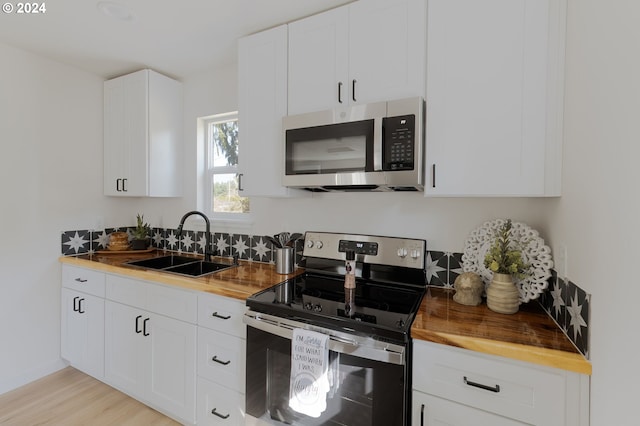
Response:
61,230,90,255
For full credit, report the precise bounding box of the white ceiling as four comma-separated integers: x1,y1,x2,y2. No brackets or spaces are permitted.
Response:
0,0,353,80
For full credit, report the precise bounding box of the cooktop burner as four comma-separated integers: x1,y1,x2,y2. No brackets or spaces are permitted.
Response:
246,232,427,343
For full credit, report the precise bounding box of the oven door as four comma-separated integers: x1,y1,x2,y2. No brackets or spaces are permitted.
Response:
244,311,407,426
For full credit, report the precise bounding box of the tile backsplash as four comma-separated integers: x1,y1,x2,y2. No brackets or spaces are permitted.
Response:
61,228,590,358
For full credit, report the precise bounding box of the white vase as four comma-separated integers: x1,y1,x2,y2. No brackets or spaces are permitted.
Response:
486,273,520,314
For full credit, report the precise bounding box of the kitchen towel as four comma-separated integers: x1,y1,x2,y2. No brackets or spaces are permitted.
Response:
289,328,330,418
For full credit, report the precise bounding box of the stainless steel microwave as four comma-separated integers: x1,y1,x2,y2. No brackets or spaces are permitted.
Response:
283,97,425,192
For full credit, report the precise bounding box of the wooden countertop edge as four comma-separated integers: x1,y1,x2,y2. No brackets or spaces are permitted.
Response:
58,255,288,301
411,328,592,375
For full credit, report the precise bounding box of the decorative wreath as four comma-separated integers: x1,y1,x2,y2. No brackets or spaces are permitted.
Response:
462,219,554,303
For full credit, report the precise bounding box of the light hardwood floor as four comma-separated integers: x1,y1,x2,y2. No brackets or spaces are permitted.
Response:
0,367,180,425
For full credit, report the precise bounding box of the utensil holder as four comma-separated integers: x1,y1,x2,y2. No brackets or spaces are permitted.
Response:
275,247,295,274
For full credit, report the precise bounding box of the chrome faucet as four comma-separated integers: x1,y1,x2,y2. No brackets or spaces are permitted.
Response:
176,211,214,262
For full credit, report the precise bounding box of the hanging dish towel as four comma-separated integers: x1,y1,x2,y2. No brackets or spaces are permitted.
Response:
289,328,330,418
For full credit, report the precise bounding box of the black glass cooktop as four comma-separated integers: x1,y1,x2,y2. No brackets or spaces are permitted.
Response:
246,272,425,343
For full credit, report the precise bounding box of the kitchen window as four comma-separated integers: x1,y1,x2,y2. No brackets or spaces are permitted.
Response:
203,112,250,221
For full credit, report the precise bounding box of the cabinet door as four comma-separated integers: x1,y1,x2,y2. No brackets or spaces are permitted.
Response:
104,301,147,398
412,391,526,426
104,70,148,196
147,312,196,424
288,7,349,114
348,0,426,105
425,0,564,196
238,25,301,197
61,289,105,379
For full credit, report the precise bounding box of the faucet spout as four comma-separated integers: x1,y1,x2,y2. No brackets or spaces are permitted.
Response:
177,210,213,262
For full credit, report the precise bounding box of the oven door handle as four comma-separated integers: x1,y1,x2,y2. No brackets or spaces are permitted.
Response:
244,311,405,365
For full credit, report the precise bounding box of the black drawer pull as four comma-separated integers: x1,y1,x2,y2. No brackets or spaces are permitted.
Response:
464,376,500,393
211,312,231,320
212,356,231,366
211,408,230,419
74,278,88,283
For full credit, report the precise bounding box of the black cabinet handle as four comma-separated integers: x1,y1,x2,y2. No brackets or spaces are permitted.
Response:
211,408,230,419
237,173,244,192
338,81,343,103
212,356,231,366
420,403,425,426
74,278,88,283
431,164,436,188
143,318,150,336
135,315,143,334
464,376,501,393
78,298,85,314
352,79,357,102
122,178,128,192
211,312,231,320
73,296,80,312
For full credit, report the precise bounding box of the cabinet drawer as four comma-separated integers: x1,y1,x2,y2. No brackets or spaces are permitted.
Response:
62,265,105,297
413,340,566,425
197,327,245,392
412,391,526,426
197,293,246,337
197,377,245,426
106,274,147,307
106,274,197,323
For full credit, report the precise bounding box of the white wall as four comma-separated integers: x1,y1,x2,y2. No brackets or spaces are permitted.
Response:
0,42,125,393
547,1,640,424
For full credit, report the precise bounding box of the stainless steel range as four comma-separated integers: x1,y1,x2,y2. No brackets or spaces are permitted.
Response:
244,231,427,426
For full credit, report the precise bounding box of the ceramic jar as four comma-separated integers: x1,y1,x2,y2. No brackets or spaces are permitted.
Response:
486,273,520,314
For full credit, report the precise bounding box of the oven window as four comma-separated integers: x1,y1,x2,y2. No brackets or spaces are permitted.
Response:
246,327,405,426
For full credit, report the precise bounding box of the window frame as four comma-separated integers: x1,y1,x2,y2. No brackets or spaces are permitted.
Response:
202,111,251,223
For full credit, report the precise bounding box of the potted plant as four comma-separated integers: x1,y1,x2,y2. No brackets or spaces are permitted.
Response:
483,219,529,314
131,214,151,250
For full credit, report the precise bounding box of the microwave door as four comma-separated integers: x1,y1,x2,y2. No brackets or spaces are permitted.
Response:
285,119,374,176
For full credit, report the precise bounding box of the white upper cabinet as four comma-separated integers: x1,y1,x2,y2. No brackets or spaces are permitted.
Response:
238,24,306,197
425,0,566,196
288,0,426,115
104,69,183,197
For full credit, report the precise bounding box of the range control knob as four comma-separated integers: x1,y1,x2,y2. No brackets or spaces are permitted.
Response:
304,302,313,311
410,249,421,259
397,248,408,258
313,304,323,312
315,241,323,249
306,240,314,248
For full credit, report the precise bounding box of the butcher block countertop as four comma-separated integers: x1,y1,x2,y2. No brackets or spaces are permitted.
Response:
411,286,592,375
59,251,590,375
59,250,302,301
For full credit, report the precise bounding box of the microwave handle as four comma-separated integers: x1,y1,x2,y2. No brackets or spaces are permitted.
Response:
373,117,383,171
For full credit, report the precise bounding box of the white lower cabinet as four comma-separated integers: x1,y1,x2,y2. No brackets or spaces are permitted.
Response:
61,288,105,379
104,275,197,425
60,265,106,380
412,340,590,426
196,292,247,425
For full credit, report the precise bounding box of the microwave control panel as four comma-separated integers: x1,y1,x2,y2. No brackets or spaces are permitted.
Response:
382,114,415,171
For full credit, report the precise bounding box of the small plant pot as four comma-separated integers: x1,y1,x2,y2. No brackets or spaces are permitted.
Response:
131,238,150,250
486,273,520,314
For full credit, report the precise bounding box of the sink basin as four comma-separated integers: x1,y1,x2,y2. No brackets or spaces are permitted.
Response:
126,255,236,277
126,255,198,270
164,261,235,277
